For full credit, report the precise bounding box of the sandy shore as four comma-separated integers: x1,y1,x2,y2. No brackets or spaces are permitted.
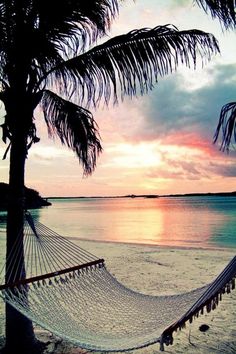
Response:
0,240,235,353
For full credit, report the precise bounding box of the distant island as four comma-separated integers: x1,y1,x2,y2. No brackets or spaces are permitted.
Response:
0,183,51,210
161,191,236,198
47,191,236,199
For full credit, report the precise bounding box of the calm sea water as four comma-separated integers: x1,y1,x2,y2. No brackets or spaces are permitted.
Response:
0,196,236,249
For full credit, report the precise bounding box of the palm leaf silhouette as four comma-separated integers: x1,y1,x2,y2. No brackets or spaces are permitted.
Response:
45,25,220,107
196,0,236,29
214,102,236,151
42,90,102,175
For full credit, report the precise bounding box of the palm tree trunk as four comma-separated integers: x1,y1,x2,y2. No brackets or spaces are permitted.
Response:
3,130,40,353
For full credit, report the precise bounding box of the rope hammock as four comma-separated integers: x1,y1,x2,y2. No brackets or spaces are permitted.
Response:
0,212,235,352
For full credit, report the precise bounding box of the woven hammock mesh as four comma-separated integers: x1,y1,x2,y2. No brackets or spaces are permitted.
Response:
0,212,235,352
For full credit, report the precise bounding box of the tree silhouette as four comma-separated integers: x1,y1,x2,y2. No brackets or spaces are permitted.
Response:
0,1,220,353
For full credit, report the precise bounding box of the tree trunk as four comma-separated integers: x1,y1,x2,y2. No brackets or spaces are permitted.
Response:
3,130,43,354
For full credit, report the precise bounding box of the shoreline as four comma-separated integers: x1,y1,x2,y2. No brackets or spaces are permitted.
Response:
66,235,236,252
1,228,236,251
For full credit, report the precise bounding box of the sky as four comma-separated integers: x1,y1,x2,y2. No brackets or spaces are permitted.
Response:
1,0,236,197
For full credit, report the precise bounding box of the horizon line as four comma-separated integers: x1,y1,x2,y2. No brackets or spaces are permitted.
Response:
45,191,236,199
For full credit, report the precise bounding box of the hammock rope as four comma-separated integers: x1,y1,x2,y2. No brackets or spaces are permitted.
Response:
0,211,235,352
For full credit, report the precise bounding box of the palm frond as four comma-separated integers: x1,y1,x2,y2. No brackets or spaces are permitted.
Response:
195,0,236,29
214,102,236,151
47,25,219,107
42,90,102,175
32,0,119,49
0,0,119,86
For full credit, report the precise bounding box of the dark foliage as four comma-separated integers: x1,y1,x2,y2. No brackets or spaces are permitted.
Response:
0,183,51,210
51,25,219,107
0,0,119,174
196,0,236,29
42,90,102,175
214,102,236,151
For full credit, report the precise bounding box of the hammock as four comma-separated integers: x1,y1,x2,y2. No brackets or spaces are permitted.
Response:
0,212,235,352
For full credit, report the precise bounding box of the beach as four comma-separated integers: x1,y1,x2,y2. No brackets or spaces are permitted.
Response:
0,197,235,352
26,240,236,354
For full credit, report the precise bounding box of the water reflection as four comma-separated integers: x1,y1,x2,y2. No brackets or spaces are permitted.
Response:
0,196,236,249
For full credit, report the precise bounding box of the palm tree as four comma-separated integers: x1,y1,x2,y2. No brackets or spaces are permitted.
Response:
195,0,236,150
0,1,220,353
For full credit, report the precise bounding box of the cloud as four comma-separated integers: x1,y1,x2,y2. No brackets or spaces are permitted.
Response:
208,161,236,177
147,166,201,181
96,63,236,155
146,151,236,182
28,145,72,162
109,63,236,151
92,61,236,190
146,151,204,181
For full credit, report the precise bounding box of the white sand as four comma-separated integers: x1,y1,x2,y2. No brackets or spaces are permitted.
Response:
1,240,236,353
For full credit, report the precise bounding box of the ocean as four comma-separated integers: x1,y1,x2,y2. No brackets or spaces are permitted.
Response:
0,195,235,249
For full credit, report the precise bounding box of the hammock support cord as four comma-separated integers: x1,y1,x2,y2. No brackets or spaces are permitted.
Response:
0,212,235,352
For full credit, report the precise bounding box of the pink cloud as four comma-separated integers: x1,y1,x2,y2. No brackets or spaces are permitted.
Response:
160,131,219,156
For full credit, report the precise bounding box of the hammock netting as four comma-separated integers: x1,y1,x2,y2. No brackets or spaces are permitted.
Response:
0,212,235,352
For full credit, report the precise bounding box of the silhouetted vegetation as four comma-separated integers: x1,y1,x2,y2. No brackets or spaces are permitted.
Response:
0,183,51,210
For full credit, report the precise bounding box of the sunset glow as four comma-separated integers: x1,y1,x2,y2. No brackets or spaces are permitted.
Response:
1,0,236,197
105,143,162,169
